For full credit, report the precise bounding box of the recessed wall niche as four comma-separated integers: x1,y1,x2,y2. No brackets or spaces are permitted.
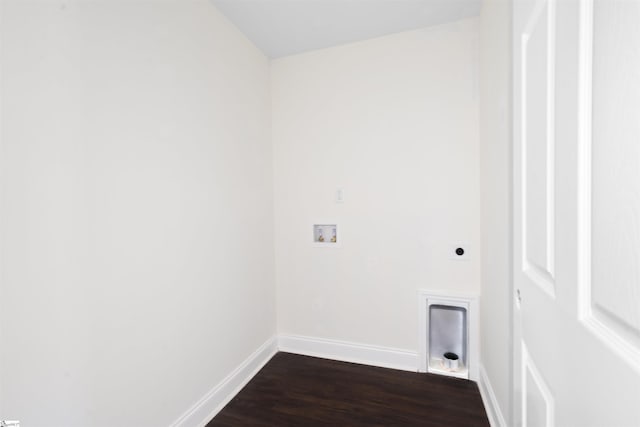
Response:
313,223,339,247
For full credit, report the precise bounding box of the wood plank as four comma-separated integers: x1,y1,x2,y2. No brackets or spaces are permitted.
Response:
208,352,490,426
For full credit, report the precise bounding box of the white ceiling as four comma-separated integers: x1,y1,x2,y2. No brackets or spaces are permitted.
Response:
210,0,482,58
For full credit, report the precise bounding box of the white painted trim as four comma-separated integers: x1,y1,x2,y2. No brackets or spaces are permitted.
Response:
478,364,508,427
278,334,418,372
169,336,278,427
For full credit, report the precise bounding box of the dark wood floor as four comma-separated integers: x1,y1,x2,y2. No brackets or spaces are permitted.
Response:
208,352,490,426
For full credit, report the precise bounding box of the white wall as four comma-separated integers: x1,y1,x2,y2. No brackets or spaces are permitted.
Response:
272,19,481,352
0,1,275,426
479,0,512,424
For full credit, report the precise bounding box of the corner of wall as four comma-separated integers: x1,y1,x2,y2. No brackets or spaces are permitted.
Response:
170,337,278,427
478,363,508,427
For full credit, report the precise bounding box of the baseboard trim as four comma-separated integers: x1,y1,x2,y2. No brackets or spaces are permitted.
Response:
478,363,508,427
278,334,418,372
169,336,278,427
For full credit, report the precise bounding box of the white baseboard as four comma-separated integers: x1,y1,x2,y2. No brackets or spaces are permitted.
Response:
169,336,278,427
277,334,418,372
172,334,472,427
478,363,508,427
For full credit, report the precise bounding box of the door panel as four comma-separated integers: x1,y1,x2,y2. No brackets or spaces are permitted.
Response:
521,0,556,297
514,0,640,426
522,343,554,427
590,0,640,355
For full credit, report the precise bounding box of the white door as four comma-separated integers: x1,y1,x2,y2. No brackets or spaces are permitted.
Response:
513,0,640,426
